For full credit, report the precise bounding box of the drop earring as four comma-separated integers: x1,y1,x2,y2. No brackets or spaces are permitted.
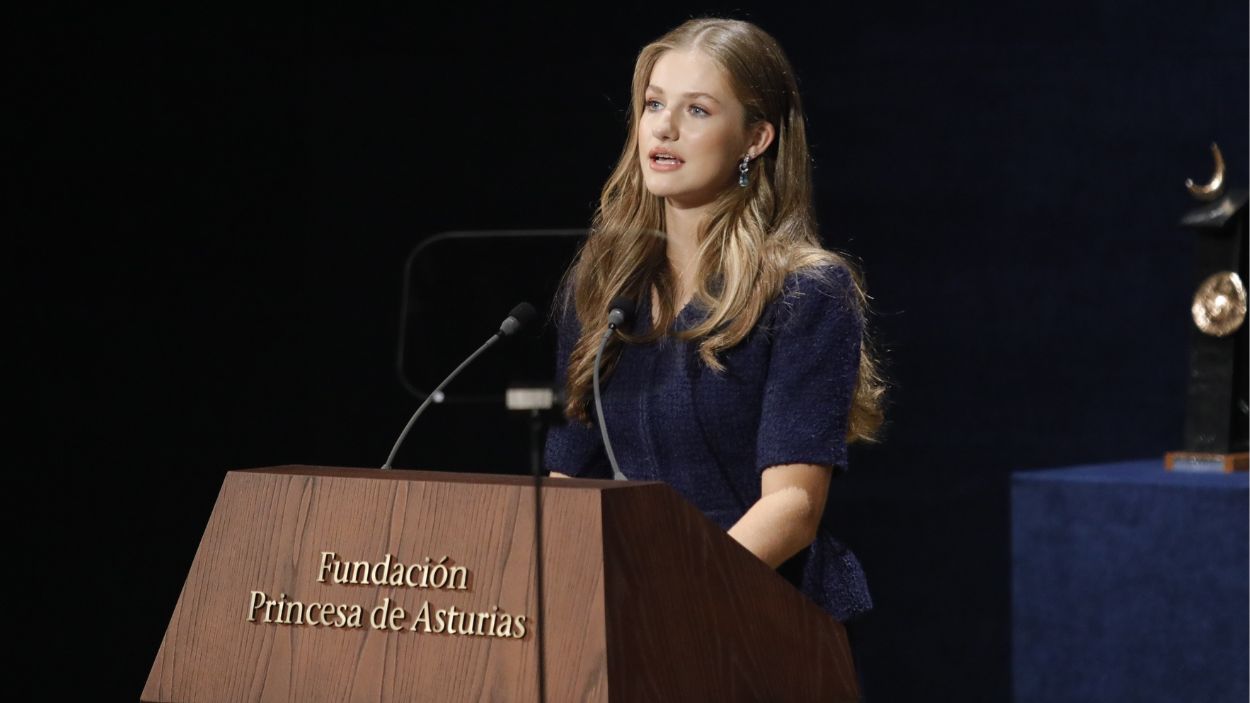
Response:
738,154,751,187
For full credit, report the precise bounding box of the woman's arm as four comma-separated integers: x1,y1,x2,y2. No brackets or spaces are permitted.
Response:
545,295,614,480
727,463,831,568
554,464,827,565
736,267,860,568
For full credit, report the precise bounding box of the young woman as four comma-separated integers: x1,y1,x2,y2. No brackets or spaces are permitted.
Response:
546,18,884,626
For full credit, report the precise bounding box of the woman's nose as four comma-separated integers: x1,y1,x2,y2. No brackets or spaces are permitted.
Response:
651,109,676,140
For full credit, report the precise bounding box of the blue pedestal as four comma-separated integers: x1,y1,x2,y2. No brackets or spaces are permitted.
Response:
1012,459,1248,703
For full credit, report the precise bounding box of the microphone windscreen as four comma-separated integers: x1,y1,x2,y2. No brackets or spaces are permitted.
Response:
607,296,636,330
499,302,539,336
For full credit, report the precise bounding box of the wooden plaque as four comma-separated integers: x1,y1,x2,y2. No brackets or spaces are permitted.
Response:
142,466,858,702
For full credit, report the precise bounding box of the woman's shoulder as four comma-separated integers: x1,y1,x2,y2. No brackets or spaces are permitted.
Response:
781,259,856,293
771,258,863,327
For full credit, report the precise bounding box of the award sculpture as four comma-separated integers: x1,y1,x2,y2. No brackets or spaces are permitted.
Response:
1166,143,1249,472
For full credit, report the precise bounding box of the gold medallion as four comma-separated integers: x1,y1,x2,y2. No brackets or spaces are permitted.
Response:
1191,271,1247,336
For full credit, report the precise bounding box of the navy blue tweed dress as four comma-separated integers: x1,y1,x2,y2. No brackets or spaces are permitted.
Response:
544,263,872,622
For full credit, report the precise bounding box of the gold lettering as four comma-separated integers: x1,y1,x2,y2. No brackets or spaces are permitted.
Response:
247,579,523,640
487,606,499,637
445,605,460,634
345,604,363,628
411,600,431,632
288,600,305,625
428,557,450,589
454,610,473,636
304,602,320,626
370,554,392,584
448,564,468,590
311,551,473,590
247,591,266,622
370,597,392,630
317,551,336,583
388,604,406,631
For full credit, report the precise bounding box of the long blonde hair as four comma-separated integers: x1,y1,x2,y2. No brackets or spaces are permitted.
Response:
562,18,885,442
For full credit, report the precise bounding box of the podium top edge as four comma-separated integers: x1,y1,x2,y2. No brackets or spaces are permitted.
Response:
231,465,650,490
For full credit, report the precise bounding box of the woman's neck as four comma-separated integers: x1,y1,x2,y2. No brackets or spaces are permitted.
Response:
662,200,712,308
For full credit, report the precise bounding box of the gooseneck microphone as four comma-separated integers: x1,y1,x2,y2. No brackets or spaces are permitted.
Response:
381,302,538,469
594,296,635,480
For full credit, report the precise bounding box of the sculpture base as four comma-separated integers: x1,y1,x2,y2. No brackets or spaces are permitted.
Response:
1165,451,1249,473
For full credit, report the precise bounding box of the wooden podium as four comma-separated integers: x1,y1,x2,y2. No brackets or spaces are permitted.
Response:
143,466,859,702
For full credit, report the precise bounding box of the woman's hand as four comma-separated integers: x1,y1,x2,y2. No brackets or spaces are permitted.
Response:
549,471,572,479
727,463,832,568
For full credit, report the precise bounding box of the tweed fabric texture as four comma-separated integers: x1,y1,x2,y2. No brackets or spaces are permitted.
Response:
546,264,873,621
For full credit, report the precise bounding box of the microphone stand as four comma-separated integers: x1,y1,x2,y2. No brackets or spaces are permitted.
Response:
530,410,549,703
380,335,499,470
594,300,633,479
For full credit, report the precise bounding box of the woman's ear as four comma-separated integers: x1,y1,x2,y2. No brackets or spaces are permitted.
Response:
747,120,776,159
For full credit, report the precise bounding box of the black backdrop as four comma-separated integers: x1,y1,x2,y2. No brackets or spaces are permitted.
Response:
17,2,1247,700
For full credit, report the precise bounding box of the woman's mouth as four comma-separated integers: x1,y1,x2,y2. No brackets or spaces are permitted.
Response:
649,152,684,171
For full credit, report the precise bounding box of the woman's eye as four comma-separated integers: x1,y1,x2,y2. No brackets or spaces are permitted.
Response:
645,99,662,111
690,105,709,117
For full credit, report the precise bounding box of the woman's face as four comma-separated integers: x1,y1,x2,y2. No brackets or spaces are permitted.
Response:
637,49,758,208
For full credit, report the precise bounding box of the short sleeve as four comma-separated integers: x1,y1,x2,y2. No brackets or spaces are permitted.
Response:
755,265,863,475
543,298,613,479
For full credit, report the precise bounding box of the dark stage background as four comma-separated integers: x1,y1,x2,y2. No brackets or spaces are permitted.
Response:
18,2,1247,700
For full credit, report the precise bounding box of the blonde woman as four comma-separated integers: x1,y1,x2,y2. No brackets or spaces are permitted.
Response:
547,18,884,628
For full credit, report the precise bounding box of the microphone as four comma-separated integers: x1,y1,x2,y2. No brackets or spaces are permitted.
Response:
500,302,539,337
381,302,539,469
607,296,635,330
594,296,635,480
